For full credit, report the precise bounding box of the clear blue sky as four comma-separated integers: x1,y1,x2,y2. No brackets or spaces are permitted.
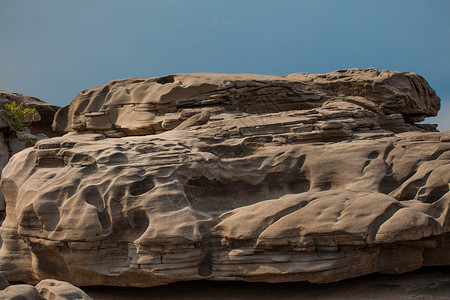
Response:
1,0,449,130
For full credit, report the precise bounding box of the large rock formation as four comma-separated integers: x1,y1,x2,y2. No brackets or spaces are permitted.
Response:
0,91,61,219
0,278,93,300
52,68,440,136
0,69,448,287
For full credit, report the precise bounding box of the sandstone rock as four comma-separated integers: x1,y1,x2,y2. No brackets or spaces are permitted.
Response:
0,90,61,137
35,279,93,300
284,68,440,123
0,70,448,287
0,284,44,300
52,69,439,136
0,91,62,223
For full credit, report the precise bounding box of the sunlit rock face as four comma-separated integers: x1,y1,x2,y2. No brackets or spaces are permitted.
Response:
1,69,449,287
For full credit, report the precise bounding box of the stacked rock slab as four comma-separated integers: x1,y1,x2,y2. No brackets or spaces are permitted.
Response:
0,277,93,299
0,69,449,287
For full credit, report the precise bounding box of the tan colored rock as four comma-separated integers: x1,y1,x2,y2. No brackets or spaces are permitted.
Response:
0,284,44,300
35,279,93,300
285,68,440,122
53,69,439,136
0,130,448,286
0,70,448,287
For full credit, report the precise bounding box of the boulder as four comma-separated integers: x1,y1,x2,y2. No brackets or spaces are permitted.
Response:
0,284,44,300
0,70,448,287
35,279,93,300
52,69,439,136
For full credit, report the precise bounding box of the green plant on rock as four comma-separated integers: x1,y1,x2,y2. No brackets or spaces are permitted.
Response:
2,101,39,142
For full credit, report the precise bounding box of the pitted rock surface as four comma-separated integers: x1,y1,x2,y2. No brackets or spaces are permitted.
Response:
0,69,449,287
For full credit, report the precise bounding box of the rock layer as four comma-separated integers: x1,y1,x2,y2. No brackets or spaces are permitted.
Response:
0,69,449,287
52,68,439,136
285,68,440,123
0,91,61,219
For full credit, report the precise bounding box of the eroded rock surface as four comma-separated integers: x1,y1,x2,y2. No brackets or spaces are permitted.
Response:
0,284,44,300
0,279,91,300
0,69,449,287
35,279,93,300
0,91,61,221
52,68,439,136
285,68,440,124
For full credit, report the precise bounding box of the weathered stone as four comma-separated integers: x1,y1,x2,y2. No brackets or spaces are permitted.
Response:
0,70,448,287
53,69,439,136
0,284,44,300
285,68,440,120
35,279,93,300
0,91,62,220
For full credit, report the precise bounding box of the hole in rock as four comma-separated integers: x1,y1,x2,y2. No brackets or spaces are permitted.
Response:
397,176,431,200
38,158,65,168
69,153,95,165
105,152,128,164
129,177,155,196
19,207,41,230
368,150,379,159
362,160,371,173
32,249,72,282
316,180,332,191
379,175,400,195
82,187,112,231
157,75,175,84
98,209,112,231
239,98,316,114
110,186,126,202
131,210,149,233
183,173,310,212
198,251,212,276
84,187,104,209
419,186,449,203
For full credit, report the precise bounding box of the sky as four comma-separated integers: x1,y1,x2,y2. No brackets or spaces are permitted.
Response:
1,0,449,130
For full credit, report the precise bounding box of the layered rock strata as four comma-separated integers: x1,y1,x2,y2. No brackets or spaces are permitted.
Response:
0,69,448,287
0,91,61,218
52,69,439,136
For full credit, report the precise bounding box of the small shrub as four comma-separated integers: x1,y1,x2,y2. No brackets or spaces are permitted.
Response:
2,101,39,134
